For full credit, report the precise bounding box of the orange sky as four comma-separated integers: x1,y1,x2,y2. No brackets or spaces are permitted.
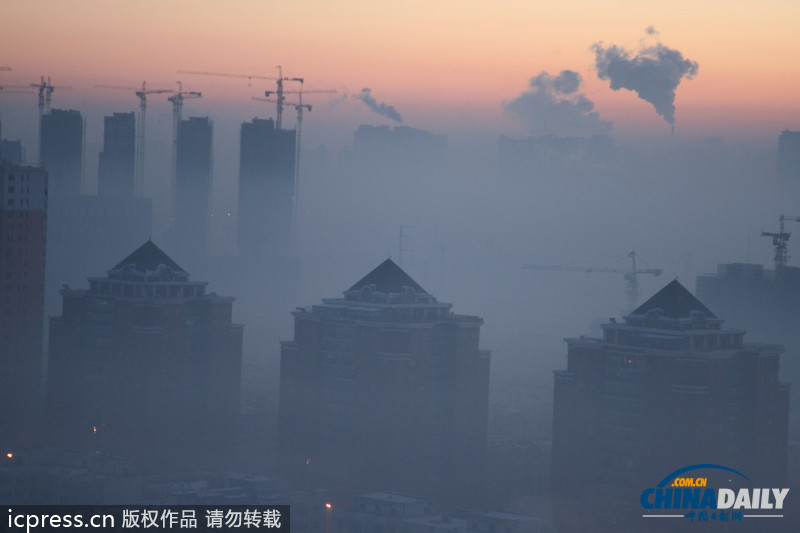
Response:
2,0,800,138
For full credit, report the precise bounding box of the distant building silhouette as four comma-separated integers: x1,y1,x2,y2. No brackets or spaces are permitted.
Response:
237,118,295,256
551,280,789,532
278,259,490,505
778,130,800,179
0,139,23,165
347,125,446,176
174,116,212,258
498,134,612,178
40,109,83,201
98,112,136,198
0,161,48,451
46,241,243,471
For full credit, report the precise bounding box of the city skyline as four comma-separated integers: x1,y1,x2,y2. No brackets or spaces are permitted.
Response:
1,1,798,150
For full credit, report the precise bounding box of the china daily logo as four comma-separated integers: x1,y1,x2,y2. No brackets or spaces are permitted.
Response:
641,464,790,523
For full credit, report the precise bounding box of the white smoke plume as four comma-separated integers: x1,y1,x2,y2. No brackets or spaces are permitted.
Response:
504,70,612,136
592,27,698,126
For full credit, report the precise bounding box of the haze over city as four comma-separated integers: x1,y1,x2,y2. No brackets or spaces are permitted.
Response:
2,1,800,531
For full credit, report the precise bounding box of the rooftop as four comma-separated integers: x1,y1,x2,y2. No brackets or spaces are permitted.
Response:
347,258,429,296
110,240,185,275
630,279,717,320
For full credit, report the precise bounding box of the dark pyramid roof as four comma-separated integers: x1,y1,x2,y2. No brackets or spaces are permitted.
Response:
347,258,428,295
631,279,717,319
111,240,185,273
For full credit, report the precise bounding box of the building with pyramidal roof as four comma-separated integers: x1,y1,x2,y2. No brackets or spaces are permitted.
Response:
46,240,242,472
551,279,789,532
278,258,490,505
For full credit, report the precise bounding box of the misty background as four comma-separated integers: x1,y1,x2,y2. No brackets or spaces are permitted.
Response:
2,17,799,517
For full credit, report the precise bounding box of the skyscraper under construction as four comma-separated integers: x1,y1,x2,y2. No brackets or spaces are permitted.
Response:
237,118,295,256
174,116,212,258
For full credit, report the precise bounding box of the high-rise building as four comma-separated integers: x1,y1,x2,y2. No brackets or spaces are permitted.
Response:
278,258,490,505
1,139,24,165
174,116,212,258
778,130,800,179
551,280,789,531
40,109,83,201
46,240,243,471
0,161,48,451
237,118,295,256
352,125,446,166
98,112,135,198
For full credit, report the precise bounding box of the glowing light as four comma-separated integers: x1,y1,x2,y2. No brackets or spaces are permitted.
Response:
306,458,311,464
325,503,332,509
6,452,13,459
92,426,97,433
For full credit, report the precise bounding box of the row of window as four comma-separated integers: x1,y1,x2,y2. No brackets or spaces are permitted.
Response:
6,173,36,182
6,198,38,207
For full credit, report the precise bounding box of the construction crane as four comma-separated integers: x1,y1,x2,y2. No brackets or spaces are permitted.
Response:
761,215,800,271
167,82,202,215
0,84,32,93
178,66,303,129
29,76,72,164
95,82,174,197
522,251,663,313
254,83,336,249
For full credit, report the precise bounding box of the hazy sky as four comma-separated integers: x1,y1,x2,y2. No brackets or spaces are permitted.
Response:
2,0,799,142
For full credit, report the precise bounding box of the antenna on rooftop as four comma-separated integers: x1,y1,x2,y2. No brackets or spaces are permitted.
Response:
398,225,413,268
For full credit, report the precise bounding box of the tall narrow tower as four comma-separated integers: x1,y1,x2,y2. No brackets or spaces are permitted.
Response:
0,161,48,451
174,116,212,258
237,118,295,256
98,112,136,198
39,109,83,202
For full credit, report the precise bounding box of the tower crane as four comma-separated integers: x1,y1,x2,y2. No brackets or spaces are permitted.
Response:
761,215,800,271
30,76,72,164
167,82,202,215
178,66,303,130
522,251,662,313
254,83,336,250
0,84,32,93
30,76,72,119
95,82,174,197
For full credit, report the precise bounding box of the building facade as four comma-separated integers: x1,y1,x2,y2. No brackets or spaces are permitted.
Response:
40,109,83,201
278,259,490,505
98,112,136,198
237,118,295,256
0,161,48,452
46,240,243,471
174,116,212,258
778,130,800,179
551,280,789,532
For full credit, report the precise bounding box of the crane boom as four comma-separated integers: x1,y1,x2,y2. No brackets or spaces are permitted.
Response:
30,76,72,164
167,82,202,223
96,82,173,196
179,66,303,129
523,251,662,312
761,214,800,271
